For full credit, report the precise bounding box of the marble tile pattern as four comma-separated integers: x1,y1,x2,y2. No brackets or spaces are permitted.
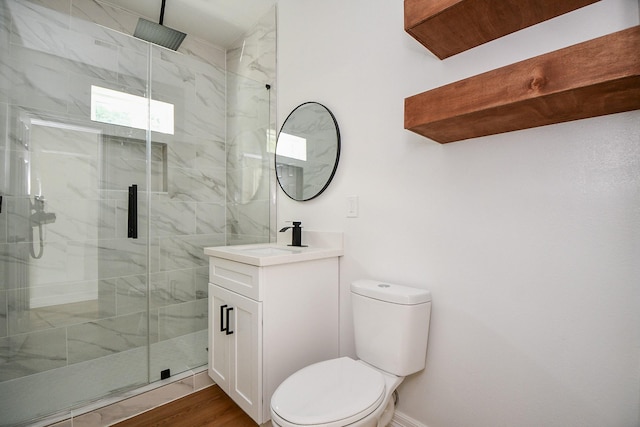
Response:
0,0,272,425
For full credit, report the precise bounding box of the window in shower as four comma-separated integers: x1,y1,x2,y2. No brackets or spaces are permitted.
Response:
90,85,175,135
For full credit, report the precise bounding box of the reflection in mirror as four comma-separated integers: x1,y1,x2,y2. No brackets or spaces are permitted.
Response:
228,81,272,205
276,102,340,201
229,129,266,203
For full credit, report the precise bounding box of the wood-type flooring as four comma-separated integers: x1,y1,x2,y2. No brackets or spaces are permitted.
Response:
112,385,259,427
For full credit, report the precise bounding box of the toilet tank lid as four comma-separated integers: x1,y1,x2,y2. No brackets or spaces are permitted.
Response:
351,279,431,305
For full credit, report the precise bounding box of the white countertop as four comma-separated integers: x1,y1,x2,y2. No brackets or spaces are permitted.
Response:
204,231,344,267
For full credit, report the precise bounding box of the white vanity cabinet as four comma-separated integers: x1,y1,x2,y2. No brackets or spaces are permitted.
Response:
206,246,341,425
209,282,262,420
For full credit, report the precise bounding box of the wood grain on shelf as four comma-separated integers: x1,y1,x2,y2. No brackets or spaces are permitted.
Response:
405,0,600,59
404,26,640,144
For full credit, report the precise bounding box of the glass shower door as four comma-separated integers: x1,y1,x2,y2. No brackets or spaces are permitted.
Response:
0,1,151,424
145,43,226,382
0,0,274,424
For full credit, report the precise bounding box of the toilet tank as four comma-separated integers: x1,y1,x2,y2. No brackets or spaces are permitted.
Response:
351,279,431,377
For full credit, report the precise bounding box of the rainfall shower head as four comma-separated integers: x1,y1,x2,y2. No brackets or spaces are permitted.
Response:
133,0,186,51
134,18,186,50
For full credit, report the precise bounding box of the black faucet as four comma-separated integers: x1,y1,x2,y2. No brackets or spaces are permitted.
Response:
279,221,306,247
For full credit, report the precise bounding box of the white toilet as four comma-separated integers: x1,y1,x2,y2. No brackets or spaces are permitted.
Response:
270,279,432,427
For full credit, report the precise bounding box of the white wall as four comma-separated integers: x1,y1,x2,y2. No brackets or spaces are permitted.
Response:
276,0,640,426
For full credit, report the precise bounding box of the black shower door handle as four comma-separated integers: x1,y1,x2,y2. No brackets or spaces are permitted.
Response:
128,184,138,239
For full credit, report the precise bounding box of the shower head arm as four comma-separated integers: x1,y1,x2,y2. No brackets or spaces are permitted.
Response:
159,0,166,25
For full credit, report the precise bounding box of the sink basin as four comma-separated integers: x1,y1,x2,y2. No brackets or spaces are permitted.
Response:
236,246,300,256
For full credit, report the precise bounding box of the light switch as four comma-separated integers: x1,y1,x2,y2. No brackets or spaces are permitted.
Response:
347,195,359,218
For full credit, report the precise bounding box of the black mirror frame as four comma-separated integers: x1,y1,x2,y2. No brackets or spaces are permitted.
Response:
275,102,341,201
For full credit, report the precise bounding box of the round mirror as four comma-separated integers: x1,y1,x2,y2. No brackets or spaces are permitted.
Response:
275,102,340,201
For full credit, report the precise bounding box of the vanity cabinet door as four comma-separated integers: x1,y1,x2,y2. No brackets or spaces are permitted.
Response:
208,284,264,423
209,284,231,391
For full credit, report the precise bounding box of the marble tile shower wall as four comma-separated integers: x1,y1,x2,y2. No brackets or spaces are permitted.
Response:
226,6,277,245
0,0,228,394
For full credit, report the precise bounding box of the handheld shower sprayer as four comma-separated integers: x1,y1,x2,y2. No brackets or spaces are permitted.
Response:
31,196,56,225
29,195,56,259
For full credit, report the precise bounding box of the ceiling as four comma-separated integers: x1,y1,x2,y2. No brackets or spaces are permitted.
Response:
100,0,276,48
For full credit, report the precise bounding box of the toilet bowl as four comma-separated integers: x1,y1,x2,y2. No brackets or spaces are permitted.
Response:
270,357,402,427
270,280,432,427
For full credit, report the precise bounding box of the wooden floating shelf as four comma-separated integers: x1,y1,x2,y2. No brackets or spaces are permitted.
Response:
405,0,600,59
404,26,640,144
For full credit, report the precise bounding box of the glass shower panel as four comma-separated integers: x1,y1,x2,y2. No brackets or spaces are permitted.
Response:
0,1,150,425
226,72,273,246
146,45,226,381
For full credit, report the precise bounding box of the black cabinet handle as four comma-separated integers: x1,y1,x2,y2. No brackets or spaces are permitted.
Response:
225,307,234,335
220,305,234,335
128,184,138,239
220,304,228,332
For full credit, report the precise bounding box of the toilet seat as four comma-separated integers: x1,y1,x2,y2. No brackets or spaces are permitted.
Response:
271,357,386,426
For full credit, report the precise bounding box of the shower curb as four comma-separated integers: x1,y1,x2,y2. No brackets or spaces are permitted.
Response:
35,367,213,427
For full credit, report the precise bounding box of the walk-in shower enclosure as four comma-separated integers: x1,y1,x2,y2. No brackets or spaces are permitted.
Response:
0,1,275,425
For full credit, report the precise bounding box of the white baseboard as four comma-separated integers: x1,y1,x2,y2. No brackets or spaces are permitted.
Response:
390,410,428,427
